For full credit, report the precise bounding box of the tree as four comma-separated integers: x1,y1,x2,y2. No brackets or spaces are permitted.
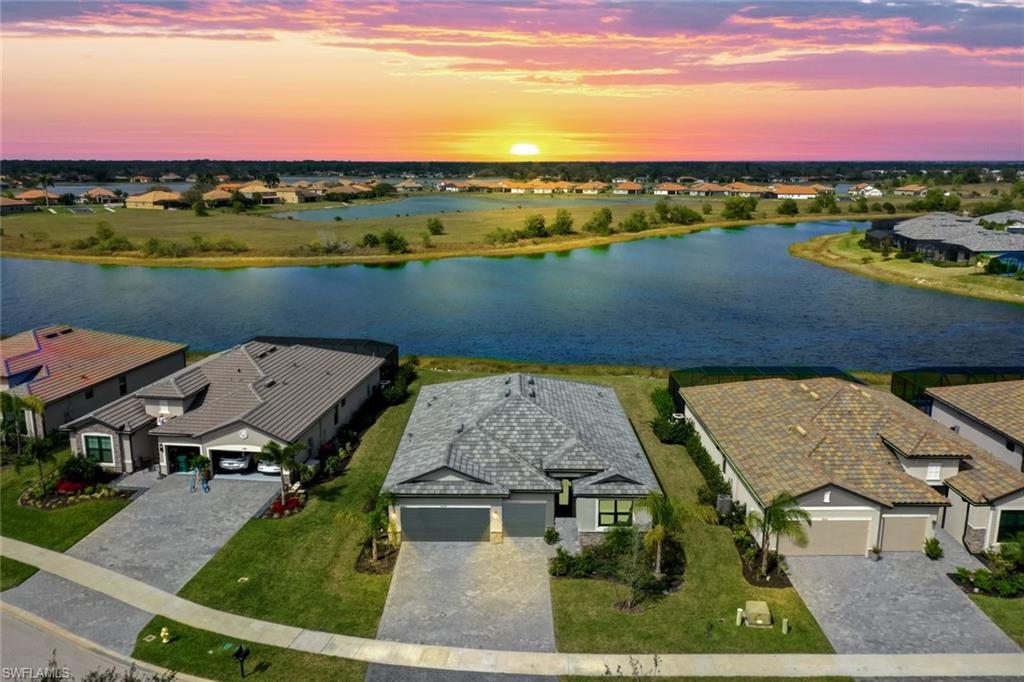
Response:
180,187,203,206
379,228,409,254
776,198,799,216
882,202,896,214
261,173,280,188
257,441,308,505
360,233,380,248
22,438,54,494
722,196,758,220
550,208,574,235
520,214,548,238
583,207,613,235
426,217,445,235
192,200,209,217
0,393,27,456
635,492,716,575
350,492,396,562
746,492,812,576
618,209,650,233
38,174,54,207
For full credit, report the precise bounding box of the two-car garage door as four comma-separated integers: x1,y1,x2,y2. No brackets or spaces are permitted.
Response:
778,519,870,556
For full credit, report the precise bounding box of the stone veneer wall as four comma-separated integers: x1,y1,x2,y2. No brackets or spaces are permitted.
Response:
964,525,987,554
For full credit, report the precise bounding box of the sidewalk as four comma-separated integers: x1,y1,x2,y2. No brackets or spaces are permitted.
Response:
2,537,1023,678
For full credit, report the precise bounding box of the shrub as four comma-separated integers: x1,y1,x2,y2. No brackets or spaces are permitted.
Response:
684,432,731,503
519,214,548,239
544,527,560,545
484,227,518,245
722,196,758,220
776,199,799,216
650,387,676,420
383,379,409,405
360,233,381,248
59,455,102,484
379,229,409,254
549,208,574,235
923,536,943,560
426,217,445,235
618,210,650,233
910,252,924,263
650,416,693,444
583,207,614,235
324,455,345,476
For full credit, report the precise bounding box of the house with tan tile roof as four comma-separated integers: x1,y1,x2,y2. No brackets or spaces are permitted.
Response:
653,182,687,195
125,190,185,210
81,187,119,204
574,181,609,194
612,181,643,195
679,377,1024,555
1,326,187,438
927,379,1024,473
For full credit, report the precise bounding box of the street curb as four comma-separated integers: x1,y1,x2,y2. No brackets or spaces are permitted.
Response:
0,601,213,682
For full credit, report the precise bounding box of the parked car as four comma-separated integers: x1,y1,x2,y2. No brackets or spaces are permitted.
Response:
257,459,281,475
217,453,253,472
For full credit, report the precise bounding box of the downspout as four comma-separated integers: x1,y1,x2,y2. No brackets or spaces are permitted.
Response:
874,503,885,550
961,496,972,549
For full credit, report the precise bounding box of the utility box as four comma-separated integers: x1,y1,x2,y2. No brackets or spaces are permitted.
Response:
743,600,772,628
716,494,733,517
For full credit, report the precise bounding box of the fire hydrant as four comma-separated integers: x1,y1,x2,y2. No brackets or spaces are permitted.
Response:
160,627,171,644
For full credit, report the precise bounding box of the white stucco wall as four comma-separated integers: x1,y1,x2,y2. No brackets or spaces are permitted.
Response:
930,400,1023,472
895,453,962,484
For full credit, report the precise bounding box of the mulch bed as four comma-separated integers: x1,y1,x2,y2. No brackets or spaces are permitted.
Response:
355,540,399,574
260,492,308,519
947,573,1024,599
739,550,793,588
19,485,130,510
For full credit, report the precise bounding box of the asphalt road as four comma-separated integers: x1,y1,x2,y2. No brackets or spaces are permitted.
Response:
0,610,131,680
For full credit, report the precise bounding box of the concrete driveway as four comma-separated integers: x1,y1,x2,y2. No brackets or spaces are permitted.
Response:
4,471,277,654
365,539,556,682
786,531,1019,654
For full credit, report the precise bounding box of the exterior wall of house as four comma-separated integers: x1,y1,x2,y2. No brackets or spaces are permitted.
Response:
69,423,125,473
787,486,883,553
942,488,1006,553
991,490,1024,549
576,497,651,547
293,367,380,459
895,454,963,484
930,400,1023,472
35,351,186,435
684,404,764,517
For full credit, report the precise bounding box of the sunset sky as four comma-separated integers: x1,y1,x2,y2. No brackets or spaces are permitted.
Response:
2,0,1022,161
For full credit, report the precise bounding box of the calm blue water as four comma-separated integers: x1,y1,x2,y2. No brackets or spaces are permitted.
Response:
277,193,651,221
2,221,1022,368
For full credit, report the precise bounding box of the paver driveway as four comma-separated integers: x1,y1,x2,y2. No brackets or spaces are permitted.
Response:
786,532,1019,654
4,472,277,654
365,539,556,682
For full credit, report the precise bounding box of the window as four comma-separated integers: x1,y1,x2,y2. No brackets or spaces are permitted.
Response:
85,387,94,399
997,510,1024,543
926,464,942,482
83,435,114,464
118,374,128,396
333,405,339,425
598,499,633,527
823,490,831,504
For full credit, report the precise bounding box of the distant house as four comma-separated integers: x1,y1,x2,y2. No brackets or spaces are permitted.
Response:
63,339,390,477
125,190,186,210
723,182,767,197
869,211,1024,267
895,184,929,197
680,377,1024,555
273,186,318,203
158,173,184,183
574,181,609,194
653,182,687,195
81,187,119,204
396,179,424,192
928,380,1024,474
383,374,660,543
0,197,34,214
15,189,61,204
1,326,187,438
612,181,643,195
129,175,152,184
767,184,819,200
202,188,233,206
850,182,883,198
685,182,728,197
438,180,471,192
214,174,232,183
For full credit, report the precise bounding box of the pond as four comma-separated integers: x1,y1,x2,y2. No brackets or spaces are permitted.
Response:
275,192,652,221
2,221,1022,369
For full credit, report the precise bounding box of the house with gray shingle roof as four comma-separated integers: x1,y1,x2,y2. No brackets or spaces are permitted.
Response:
63,339,389,477
679,377,1024,556
383,374,660,543
870,211,1024,269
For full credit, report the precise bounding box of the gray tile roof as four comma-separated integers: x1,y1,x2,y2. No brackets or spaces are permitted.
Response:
893,211,1024,253
384,373,660,498
65,342,383,443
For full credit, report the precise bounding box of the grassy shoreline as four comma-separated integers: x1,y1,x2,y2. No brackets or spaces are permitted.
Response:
790,231,1024,306
1,213,901,270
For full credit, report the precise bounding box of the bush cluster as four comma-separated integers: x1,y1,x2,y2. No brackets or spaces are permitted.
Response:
59,456,102,484
549,527,684,597
359,228,409,254
648,388,694,444
955,533,1024,598
382,360,417,405
654,199,703,225
141,234,248,258
70,222,134,253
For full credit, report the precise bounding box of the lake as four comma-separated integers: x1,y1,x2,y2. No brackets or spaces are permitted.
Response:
275,193,651,221
2,221,1022,369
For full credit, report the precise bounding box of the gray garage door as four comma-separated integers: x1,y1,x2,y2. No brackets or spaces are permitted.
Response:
503,502,547,537
401,506,490,542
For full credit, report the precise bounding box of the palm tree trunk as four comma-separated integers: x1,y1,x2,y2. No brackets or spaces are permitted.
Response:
37,457,46,492
279,471,288,505
371,535,378,562
761,528,771,576
654,540,663,576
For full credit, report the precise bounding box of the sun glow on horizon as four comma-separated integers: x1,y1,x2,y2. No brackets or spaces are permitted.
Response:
509,143,540,157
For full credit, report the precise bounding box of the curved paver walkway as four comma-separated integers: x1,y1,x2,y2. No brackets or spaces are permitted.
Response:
2,538,1022,679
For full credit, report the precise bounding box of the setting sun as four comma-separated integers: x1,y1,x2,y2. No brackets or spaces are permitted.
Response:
509,143,540,157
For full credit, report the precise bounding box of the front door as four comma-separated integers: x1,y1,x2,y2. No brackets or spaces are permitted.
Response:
555,479,574,518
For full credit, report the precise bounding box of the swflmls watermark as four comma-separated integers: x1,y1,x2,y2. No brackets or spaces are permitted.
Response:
1,667,72,680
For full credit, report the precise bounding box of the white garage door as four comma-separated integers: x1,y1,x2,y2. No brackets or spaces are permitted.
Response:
778,519,870,556
881,516,929,552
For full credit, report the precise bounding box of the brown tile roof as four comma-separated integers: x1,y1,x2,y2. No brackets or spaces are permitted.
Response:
1,326,186,404
83,187,118,198
927,380,1024,446
614,181,643,190
680,377,980,507
15,189,60,201
0,197,32,207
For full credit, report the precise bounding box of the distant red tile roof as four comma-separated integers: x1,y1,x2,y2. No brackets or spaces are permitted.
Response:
0,197,32,207
16,189,60,200
614,181,643,190
1,326,187,404
83,187,118,198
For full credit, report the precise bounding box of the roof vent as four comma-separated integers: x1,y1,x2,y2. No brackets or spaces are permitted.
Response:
799,383,809,391
505,376,511,384
457,423,464,433
809,391,820,400
264,379,277,388
795,425,808,436
407,432,413,440
44,332,59,339
504,388,511,397
860,391,871,399
529,389,536,398
528,377,535,385
60,328,73,335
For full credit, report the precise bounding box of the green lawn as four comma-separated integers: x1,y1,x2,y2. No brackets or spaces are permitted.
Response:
0,448,130,590
547,373,834,654
970,594,1024,648
134,617,365,682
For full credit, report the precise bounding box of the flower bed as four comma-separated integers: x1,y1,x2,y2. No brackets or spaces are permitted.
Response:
261,492,307,519
20,481,130,510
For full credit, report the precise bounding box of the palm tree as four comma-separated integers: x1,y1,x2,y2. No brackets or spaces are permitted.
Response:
635,492,717,575
23,438,54,493
0,393,26,456
38,174,54,207
258,441,308,505
746,492,812,576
